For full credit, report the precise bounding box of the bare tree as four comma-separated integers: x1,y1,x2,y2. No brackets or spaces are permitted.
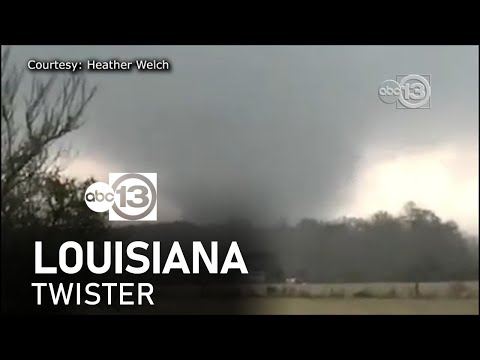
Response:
1,47,97,225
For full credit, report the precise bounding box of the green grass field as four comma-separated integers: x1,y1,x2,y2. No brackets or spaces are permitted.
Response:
238,298,479,315
85,297,479,315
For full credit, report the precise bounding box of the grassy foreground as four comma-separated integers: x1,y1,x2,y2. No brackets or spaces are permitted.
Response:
84,297,479,315
239,298,480,315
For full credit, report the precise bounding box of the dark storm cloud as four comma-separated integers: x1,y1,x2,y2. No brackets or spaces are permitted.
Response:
6,46,478,223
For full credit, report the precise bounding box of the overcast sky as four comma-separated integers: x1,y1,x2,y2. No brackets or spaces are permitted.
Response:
7,45,479,235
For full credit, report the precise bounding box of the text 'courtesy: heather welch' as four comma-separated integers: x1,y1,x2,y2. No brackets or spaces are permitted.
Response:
26,58,172,72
